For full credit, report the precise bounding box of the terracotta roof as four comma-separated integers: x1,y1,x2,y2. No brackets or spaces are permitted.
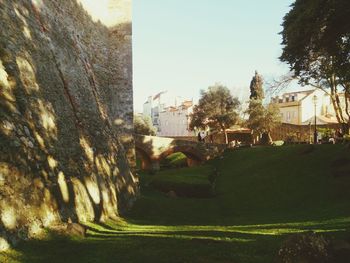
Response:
166,106,177,112
226,127,252,133
210,127,252,134
181,100,193,109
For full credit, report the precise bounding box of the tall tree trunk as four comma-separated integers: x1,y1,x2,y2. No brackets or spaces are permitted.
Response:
267,132,273,145
344,84,350,135
328,76,347,133
220,123,228,144
223,129,228,144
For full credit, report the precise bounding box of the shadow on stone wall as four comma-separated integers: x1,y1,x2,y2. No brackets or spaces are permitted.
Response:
0,0,137,247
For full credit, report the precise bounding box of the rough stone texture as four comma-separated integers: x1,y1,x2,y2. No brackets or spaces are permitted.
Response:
0,0,137,249
277,232,333,263
66,222,86,237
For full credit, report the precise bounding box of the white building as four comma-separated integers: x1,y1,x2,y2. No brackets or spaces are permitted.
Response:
142,96,165,133
271,89,344,125
158,100,194,137
143,96,152,118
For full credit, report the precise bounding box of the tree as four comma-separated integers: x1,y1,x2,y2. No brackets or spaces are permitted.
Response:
134,115,156,136
250,70,264,100
245,100,281,144
189,84,240,144
280,0,350,133
246,71,281,144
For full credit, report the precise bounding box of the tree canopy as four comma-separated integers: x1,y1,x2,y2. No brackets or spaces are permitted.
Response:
250,70,264,100
281,0,350,82
245,100,281,142
134,115,156,136
189,84,240,144
246,72,281,144
280,0,350,133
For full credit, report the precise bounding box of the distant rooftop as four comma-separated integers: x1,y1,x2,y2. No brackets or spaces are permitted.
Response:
271,89,317,104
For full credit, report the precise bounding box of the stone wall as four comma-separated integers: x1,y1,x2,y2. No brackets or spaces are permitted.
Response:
270,123,340,142
134,135,227,171
0,0,136,248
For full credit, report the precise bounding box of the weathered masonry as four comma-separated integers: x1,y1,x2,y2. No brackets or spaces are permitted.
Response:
135,135,227,171
0,0,136,249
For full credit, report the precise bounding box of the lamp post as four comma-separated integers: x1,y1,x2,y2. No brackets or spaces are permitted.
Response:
308,122,311,144
312,95,318,144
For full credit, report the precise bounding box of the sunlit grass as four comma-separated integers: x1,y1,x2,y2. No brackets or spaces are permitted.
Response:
3,216,349,263
160,152,187,168
2,144,350,263
84,216,350,238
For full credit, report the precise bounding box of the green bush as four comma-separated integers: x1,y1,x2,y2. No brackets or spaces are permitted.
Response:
318,127,335,142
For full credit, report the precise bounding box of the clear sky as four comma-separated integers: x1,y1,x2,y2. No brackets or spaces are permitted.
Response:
133,0,295,113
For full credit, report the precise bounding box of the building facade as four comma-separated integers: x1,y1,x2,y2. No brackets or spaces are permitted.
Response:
271,89,340,125
143,96,165,133
158,100,194,137
270,89,348,142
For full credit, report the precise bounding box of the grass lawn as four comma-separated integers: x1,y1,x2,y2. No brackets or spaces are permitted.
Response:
149,165,214,197
1,144,350,263
160,152,188,169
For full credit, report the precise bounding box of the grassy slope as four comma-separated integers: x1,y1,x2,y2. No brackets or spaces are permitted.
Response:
160,152,188,168
149,165,214,197
2,145,350,263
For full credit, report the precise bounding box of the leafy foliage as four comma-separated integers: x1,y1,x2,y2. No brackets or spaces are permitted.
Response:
281,0,350,82
189,84,240,143
246,72,281,144
280,0,350,133
246,100,281,136
250,71,264,100
134,114,156,136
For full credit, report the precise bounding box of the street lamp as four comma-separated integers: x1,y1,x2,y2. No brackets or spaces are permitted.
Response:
308,122,312,144
312,95,318,144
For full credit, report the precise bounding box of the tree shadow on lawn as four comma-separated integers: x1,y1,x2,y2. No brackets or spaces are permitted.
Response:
0,229,283,263
3,217,350,263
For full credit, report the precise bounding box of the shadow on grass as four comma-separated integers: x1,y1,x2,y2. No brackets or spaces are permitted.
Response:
2,145,350,263
0,232,270,263
3,218,349,263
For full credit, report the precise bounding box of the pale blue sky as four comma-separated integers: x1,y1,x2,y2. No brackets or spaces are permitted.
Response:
133,0,294,112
